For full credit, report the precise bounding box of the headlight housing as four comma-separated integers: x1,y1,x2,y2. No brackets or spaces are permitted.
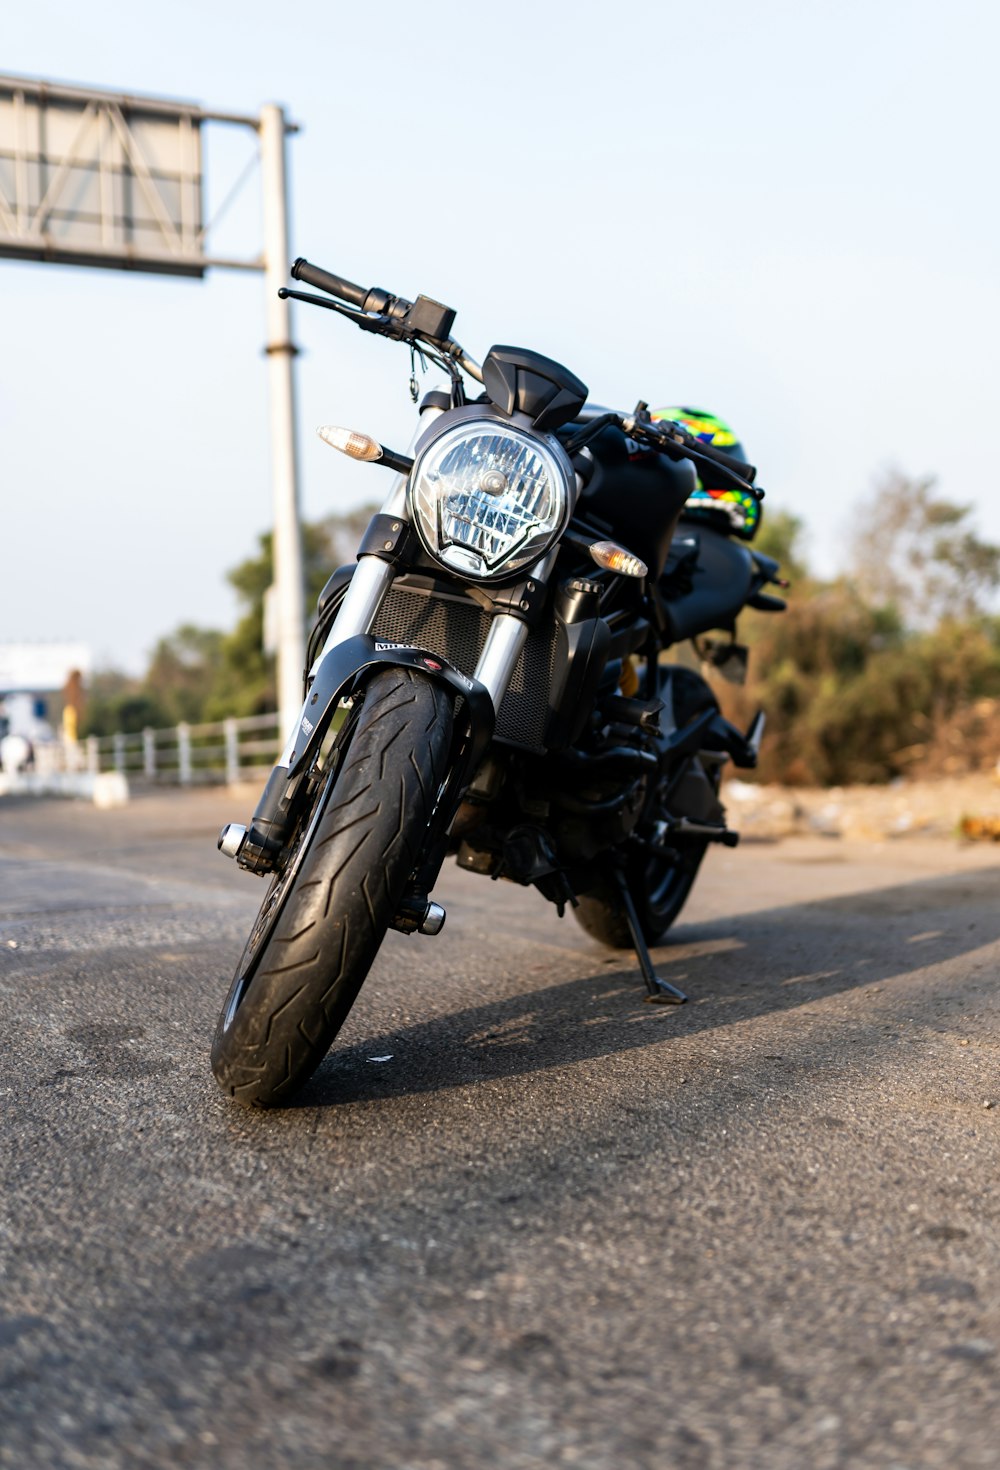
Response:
408,418,572,580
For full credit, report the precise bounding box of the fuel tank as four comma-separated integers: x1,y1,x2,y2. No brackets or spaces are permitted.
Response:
661,522,755,642
578,426,697,579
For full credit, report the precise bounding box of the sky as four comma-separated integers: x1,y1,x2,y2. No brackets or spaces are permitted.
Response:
2,0,998,674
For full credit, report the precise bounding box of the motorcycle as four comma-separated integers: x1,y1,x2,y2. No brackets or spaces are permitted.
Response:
211,257,787,1107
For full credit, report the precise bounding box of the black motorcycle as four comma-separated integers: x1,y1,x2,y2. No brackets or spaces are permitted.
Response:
211,258,786,1107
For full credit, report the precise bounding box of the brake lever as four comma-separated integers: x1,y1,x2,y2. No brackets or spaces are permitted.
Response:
278,287,408,339
632,417,763,500
677,441,763,499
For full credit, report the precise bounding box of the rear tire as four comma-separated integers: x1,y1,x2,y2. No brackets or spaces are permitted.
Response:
573,665,718,950
574,840,708,949
211,668,452,1107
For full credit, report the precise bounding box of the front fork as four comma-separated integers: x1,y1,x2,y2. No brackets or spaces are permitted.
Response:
222,586,531,882
220,403,540,897
281,396,535,762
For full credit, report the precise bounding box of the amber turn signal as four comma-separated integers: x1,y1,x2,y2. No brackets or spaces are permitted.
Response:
588,541,647,578
317,425,383,461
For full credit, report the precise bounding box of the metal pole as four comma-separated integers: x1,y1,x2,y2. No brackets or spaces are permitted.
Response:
178,722,192,785
224,717,240,786
259,103,305,736
143,726,156,779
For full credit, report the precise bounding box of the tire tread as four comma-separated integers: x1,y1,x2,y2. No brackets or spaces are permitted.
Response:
211,669,451,1106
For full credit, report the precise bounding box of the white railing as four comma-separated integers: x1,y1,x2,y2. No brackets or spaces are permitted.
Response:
82,712,282,786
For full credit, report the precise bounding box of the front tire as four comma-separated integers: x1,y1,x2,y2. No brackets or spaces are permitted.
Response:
211,668,452,1107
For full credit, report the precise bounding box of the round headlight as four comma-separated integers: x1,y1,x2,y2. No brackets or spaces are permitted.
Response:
408,419,572,580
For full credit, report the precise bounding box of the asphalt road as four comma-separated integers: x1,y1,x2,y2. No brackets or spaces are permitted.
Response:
1,788,999,1469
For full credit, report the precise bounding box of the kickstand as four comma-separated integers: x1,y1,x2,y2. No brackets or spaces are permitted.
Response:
609,865,688,1005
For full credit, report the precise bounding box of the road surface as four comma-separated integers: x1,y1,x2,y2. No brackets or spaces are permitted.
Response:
1,789,999,1468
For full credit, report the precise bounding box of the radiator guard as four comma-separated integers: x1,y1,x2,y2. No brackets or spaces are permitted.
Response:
371,582,557,752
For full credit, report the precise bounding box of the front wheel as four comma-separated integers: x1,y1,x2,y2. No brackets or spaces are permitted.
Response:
211,668,453,1107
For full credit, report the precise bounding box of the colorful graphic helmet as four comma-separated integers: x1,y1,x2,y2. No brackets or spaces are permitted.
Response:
651,405,760,541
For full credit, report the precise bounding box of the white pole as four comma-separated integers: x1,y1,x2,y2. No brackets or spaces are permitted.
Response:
224,716,240,786
259,103,305,736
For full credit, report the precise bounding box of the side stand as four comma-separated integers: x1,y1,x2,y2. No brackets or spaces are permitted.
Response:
609,865,688,1005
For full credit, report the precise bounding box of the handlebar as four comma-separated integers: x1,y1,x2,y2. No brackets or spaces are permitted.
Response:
284,256,758,492
612,412,759,496
286,256,482,382
564,411,759,497
667,431,757,486
291,258,372,310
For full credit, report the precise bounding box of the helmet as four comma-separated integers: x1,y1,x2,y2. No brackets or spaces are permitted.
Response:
651,405,760,541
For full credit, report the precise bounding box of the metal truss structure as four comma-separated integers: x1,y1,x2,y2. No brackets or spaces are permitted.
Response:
1,73,307,731
0,75,263,276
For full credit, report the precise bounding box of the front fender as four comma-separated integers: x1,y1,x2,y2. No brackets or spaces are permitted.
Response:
288,633,495,784
240,635,496,872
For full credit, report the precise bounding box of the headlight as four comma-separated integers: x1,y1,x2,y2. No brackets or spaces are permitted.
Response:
408,418,572,580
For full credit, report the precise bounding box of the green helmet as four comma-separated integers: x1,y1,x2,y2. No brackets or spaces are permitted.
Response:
651,405,760,541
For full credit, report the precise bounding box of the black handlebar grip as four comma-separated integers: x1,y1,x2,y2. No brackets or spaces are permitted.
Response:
689,438,757,484
291,258,368,309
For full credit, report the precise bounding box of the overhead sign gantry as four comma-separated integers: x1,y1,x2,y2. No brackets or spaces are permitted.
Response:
0,74,306,733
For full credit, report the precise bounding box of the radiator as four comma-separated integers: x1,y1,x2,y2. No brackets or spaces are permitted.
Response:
371,583,557,752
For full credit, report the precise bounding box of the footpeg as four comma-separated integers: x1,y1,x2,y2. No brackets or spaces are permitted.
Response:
745,709,766,758
667,816,740,847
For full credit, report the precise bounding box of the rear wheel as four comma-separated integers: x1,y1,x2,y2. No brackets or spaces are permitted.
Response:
211,668,452,1107
573,666,718,950
574,839,708,949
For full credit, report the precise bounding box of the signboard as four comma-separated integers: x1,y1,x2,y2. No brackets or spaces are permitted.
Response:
0,73,304,730
0,642,92,694
0,75,206,276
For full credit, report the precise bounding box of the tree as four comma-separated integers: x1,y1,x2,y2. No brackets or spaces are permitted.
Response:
82,508,381,733
81,670,168,737
207,507,379,719
851,470,1000,626
754,508,810,586
144,625,226,726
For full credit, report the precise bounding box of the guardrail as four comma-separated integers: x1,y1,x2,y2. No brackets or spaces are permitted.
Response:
83,712,282,786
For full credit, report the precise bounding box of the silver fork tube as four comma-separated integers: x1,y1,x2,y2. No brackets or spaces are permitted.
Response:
473,545,560,713
474,615,530,712
308,402,449,677
277,552,397,768
275,405,447,768
315,555,395,669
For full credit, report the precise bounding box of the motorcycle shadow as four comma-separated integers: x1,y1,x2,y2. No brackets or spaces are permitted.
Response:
295,862,1000,1107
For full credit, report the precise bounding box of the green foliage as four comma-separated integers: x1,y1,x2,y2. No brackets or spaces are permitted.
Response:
735,606,1000,785
80,671,168,738
85,474,1000,787
754,508,810,586
145,625,227,725
83,507,377,733
203,510,377,719
718,476,1000,784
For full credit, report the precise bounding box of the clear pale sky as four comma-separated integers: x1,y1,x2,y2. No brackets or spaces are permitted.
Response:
2,0,997,672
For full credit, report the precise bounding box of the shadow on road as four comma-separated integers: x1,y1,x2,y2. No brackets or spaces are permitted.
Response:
293,863,1000,1107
